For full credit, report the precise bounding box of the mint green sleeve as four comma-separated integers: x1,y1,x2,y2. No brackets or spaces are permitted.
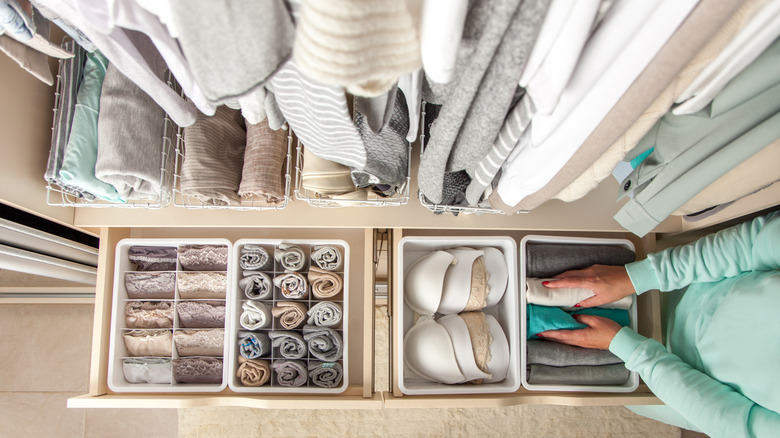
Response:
625,211,780,293
610,328,780,438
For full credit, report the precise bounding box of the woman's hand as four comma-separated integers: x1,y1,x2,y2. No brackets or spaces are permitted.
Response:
537,314,622,350
543,264,636,308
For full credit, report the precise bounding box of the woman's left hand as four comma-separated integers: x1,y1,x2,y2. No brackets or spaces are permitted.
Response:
537,314,622,350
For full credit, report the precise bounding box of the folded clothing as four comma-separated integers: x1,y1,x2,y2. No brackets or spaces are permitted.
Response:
526,340,623,367
174,329,224,357
176,301,226,328
123,329,172,357
275,243,305,271
526,304,630,339
240,300,272,330
308,361,343,388
238,119,288,204
307,267,342,299
272,359,307,387
307,301,343,328
177,272,227,299
236,357,271,387
300,148,359,196
527,363,630,386
128,246,177,271
239,271,273,300
525,243,636,278
125,301,174,329
526,278,632,310
122,358,172,384
272,301,308,329
177,244,229,271
274,272,308,299
172,357,223,384
303,324,343,362
269,330,307,359
311,245,342,271
125,272,175,299
238,331,271,359
239,244,271,271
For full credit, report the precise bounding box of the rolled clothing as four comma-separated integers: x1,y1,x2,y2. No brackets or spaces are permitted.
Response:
303,324,343,362
526,340,623,367
125,301,174,329
174,329,224,357
527,304,630,339
236,357,271,387
272,359,307,387
309,361,343,388
527,363,630,386
238,331,271,359
300,148,359,196
177,244,229,271
269,330,307,359
176,272,227,299
238,120,288,205
308,267,342,299
128,246,177,271
307,301,343,328
272,301,308,329
125,272,175,299
123,329,172,357
526,278,632,310
122,358,172,384
239,271,273,300
274,272,308,299
239,301,271,331
525,243,636,278
275,244,305,271
176,301,226,328
310,245,343,271
172,357,223,384
239,245,271,271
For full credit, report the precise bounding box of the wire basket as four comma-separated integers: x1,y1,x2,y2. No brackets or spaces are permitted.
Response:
172,125,292,210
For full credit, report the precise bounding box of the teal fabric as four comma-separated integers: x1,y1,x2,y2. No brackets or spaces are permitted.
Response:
526,304,629,339
629,147,653,169
613,212,780,438
615,39,780,237
58,50,124,203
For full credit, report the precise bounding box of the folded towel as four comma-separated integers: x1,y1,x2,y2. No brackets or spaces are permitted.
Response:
240,301,272,331
307,267,342,299
176,301,226,329
178,244,229,271
307,301,343,327
122,358,172,384
125,272,175,299
527,363,630,386
238,331,272,359
310,245,343,271
526,278,632,310
238,120,288,204
269,330,307,359
239,271,273,300
525,243,636,278
128,246,177,271
308,361,343,388
123,329,172,357
236,357,271,387
274,272,308,299
303,325,343,362
239,245,271,271
125,301,174,329
177,272,227,299
526,340,623,367
275,243,306,271
172,357,223,384
272,359,307,387
272,301,308,329
174,329,224,357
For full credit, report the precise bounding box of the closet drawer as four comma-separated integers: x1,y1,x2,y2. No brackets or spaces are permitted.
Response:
68,227,383,409
385,228,663,408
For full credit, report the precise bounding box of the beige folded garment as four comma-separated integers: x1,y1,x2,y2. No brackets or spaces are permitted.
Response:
125,301,174,328
308,267,343,299
237,357,271,386
173,329,224,357
123,329,172,357
177,272,227,299
238,119,287,204
271,301,308,329
301,149,358,195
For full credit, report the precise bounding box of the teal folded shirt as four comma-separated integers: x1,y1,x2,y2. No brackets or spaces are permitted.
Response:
527,304,630,339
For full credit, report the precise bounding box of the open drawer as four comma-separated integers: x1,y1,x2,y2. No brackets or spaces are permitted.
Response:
385,228,664,408
68,227,383,409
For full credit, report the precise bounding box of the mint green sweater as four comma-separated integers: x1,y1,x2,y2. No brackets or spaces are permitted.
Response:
611,211,780,437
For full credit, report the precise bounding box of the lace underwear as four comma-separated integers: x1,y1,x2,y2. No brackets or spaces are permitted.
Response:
269,330,307,359
177,272,227,299
310,245,342,271
128,246,177,271
125,301,174,329
275,243,305,271
240,300,271,330
174,329,224,357
308,361,343,388
178,244,229,271
236,357,271,386
303,324,343,362
123,329,172,357
172,357,223,384
307,267,342,299
239,271,273,300
272,359,307,387
125,272,176,299
274,272,308,299
122,358,172,384
272,301,308,329
460,311,492,375
307,301,343,327
464,256,488,311
239,244,271,271
176,301,226,328
238,331,271,359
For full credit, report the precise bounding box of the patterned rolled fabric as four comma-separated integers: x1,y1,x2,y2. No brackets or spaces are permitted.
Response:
177,272,227,299
125,301,174,328
239,271,273,300
236,357,271,386
123,329,172,357
274,272,308,299
272,359,307,387
122,358,172,384
178,244,229,271
307,301,343,327
269,330,307,359
307,267,342,299
275,243,305,271
172,357,223,384
239,244,271,270
311,245,342,271
240,301,271,330
174,329,224,357
238,331,271,359
272,301,308,329
176,301,226,328
308,361,343,388
303,325,343,361
125,272,175,299
128,246,177,271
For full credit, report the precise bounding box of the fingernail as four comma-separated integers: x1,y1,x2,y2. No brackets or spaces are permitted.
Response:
574,304,581,308
536,333,544,337
542,281,550,286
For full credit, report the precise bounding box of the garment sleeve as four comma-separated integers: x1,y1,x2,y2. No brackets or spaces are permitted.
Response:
610,328,780,438
624,211,780,293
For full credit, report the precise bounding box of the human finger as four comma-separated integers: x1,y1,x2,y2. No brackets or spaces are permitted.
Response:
552,269,591,279
536,329,584,347
541,277,593,289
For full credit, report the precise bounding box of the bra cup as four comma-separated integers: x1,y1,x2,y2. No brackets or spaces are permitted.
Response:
403,316,465,384
438,314,492,382
480,247,508,307
482,314,510,384
439,249,486,314
404,251,455,314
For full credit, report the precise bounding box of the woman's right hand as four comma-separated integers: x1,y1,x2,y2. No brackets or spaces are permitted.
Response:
542,264,636,308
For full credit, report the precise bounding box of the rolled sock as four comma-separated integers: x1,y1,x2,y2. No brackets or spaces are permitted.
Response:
307,301,343,327
307,267,342,299
310,245,343,271
303,324,343,362
272,359,307,387
308,361,343,388
239,244,271,270
272,301,308,329
274,272,308,299
238,331,271,359
240,301,271,330
269,330,307,359
275,243,305,271
236,357,271,387
239,271,273,300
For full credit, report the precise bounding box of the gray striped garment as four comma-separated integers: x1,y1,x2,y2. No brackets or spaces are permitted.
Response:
268,60,367,169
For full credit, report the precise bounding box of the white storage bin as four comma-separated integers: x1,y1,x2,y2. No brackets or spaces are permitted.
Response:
108,238,232,393
520,235,639,393
397,236,520,395
228,239,349,394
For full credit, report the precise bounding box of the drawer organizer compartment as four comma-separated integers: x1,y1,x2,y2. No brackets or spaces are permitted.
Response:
107,238,232,393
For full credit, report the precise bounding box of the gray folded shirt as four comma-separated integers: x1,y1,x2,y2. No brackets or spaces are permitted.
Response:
527,363,630,386
526,340,623,367
525,243,636,278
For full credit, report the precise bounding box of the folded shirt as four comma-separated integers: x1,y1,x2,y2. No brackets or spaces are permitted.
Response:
526,340,623,367
525,243,636,278
526,277,632,310
527,304,629,339
527,363,630,386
